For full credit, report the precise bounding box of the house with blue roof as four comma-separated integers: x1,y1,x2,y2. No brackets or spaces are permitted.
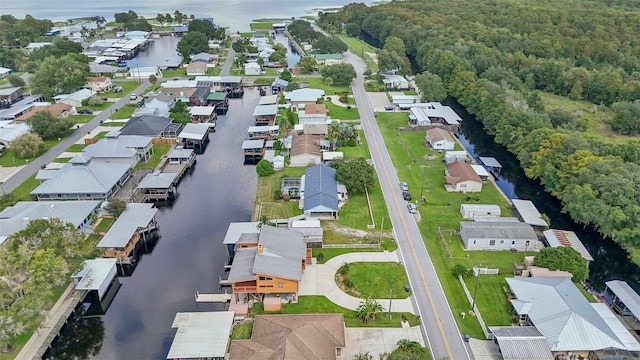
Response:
301,164,347,219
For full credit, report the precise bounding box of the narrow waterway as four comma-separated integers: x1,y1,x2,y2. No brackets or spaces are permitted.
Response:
48,90,260,359
449,99,640,290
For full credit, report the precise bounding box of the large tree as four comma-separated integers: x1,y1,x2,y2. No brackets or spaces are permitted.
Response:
298,56,317,74
169,100,191,125
188,19,216,39
415,71,447,102
331,157,374,193
30,53,89,99
321,63,356,85
534,246,588,282
29,37,83,62
177,31,209,62
26,110,74,139
10,132,45,159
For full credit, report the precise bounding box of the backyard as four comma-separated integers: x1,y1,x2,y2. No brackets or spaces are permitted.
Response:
324,100,360,120
135,144,172,170
252,167,305,221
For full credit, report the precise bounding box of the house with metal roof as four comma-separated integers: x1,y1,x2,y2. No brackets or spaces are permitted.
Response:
445,162,483,193
167,311,234,360
119,115,181,138
506,277,640,354
460,221,537,251
284,88,325,110
252,104,278,126
0,121,30,146
488,326,553,360
410,102,462,126
227,226,307,302
83,132,153,166
0,200,101,245
190,52,218,63
382,74,409,89
54,88,92,107
229,314,345,360
186,61,207,76
302,164,342,219
31,155,132,201
604,280,640,331
179,123,210,153
543,229,593,265
96,203,158,263
460,204,501,219
512,199,549,227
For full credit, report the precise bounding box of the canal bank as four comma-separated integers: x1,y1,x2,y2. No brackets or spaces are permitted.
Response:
47,90,261,359
449,99,640,291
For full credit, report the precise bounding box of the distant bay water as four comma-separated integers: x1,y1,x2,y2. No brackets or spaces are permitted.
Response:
1,0,377,31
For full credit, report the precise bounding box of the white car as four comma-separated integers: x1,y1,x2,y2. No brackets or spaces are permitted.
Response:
407,203,417,214
400,181,409,191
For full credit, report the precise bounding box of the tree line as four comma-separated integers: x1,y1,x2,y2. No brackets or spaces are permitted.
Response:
321,1,640,251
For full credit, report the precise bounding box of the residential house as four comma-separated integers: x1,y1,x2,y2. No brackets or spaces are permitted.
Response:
312,53,343,66
460,204,501,219
543,229,594,266
0,122,30,146
161,56,183,70
460,221,537,251
189,106,216,123
271,78,289,94
229,314,345,360
443,151,468,164
0,67,11,80
167,311,234,360
382,74,409,89
0,200,101,245
89,63,121,76
252,104,278,126
506,277,640,354
139,93,174,117
298,103,328,135
130,66,162,80
284,88,324,111
16,103,75,122
322,151,343,165
0,87,23,107
227,226,307,302
244,62,261,75
31,154,132,200
186,62,207,76
444,162,483,193
82,131,154,166
604,280,640,331
190,52,218,63
96,203,158,261
488,326,553,360
85,77,114,93
302,164,343,219
425,128,456,151
54,88,93,107
120,115,182,138
390,92,421,109
290,134,323,167
410,102,462,127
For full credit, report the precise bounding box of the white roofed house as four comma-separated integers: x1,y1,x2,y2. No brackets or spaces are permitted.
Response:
186,62,208,76
179,123,210,153
82,131,154,166
188,106,216,123
382,74,409,89
506,277,640,355
85,76,114,93
460,221,537,251
410,102,462,130
252,104,278,126
96,203,158,263
54,88,93,107
0,66,11,80
284,88,325,111
129,66,162,81
31,154,132,201
244,62,261,75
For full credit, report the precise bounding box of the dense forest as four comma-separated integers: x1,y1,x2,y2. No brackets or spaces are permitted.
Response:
319,1,640,250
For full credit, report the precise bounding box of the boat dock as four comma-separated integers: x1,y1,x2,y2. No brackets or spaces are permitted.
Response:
283,29,306,55
135,148,197,202
195,291,232,303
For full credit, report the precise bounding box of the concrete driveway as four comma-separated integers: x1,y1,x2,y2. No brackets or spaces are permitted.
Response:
367,92,392,112
342,324,425,359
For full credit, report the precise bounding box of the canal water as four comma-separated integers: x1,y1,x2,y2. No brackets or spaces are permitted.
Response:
48,90,261,359
450,100,640,291
125,36,180,69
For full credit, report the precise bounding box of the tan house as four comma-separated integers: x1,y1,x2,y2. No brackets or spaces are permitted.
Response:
85,76,114,93
444,162,483,193
229,314,346,360
290,134,324,167
15,103,75,122
186,62,207,76
299,103,328,135
227,226,307,302
425,127,455,151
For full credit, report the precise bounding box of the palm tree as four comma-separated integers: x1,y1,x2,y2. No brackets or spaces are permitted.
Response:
395,339,423,353
356,297,383,323
328,121,341,151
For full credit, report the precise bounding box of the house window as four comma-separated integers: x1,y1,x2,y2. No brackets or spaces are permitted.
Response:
473,240,477,244
525,241,530,246
259,276,266,280
499,240,504,244
336,348,342,356
278,282,283,288
489,240,496,246
511,241,516,245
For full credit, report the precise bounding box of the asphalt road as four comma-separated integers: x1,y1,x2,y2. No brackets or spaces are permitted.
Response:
344,51,474,360
2,80,151,193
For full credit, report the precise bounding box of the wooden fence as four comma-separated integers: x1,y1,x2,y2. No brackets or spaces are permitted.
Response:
152,137,178,145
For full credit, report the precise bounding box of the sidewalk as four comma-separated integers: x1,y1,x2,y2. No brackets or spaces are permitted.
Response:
299,251,416,314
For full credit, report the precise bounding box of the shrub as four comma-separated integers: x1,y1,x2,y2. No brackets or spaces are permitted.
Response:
337,262,349,275
339,95,348,103
283,194,291,201
256,159,275,177
346,138,357,147
452,263,473,278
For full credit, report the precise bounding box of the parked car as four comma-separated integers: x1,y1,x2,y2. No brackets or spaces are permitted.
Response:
407,203,417,214
130,93,137,100
402,191,412,201
113,86,123,93
77,109,93,115
385,106,394,111
400,181,409,191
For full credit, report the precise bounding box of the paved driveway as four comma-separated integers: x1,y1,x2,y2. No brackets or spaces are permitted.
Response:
367,92,392,112
342,324,425,359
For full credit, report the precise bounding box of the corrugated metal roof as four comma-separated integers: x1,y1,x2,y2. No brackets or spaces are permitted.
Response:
252,104,278,117
179,123,209,140
461,221,537,240
222,222,260,245
97,203,157,248
73,258,117,297
31,159,131,196
0,201,100,238
512,199,548,227
543,229,594,262
137,172,177,189
242,139,265,149
167,311,234,359
489,326,553,360
606,280,640,320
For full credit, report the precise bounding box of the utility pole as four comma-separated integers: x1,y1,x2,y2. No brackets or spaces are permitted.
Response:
471,267,481,313
420,163,427,201
379,216,384,246
388,285,393,319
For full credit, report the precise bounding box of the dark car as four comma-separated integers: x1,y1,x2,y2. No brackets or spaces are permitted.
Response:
402,191,412,201
78,109,93,115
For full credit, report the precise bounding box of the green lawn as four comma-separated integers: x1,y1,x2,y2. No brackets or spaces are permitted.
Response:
337,173,390,230
337,33,379,73
376,111,523,338
231,321,254,340
52,158,71,163
337,130,371,159
111,106,136,119
337,262,411,299
66,144,87,152
78,101,112,111
68,114,95,124
313,238,398,264
324,100,360,120
252,295,420,328
162,68,187,78
102,81,140,98
94,217,114,233
300,77,350,95
254,77,275,85
253,167,306,220
250,22,275,30
94,131,109,139
0,129,75,167
136,144,172,170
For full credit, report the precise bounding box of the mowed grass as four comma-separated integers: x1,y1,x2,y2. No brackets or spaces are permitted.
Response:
339,262,411,299
376,111,522,338
68,114,95,124
337,172,390,230
136,144,172,170
250,22,275,30
252,167,306,220
337,33,379,73
94,217,114,233
252,295,420,328
313,238,398,264
102,81,140,98
231,321,253,340
324,100,360,120
301,77,350,95
111,106,136,119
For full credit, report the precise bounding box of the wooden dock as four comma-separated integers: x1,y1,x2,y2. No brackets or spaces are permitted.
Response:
195,291,232,303
219,276,231,287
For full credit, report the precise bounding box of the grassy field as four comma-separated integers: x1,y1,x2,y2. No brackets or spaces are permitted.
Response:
9,175,39,202
300,77,350,95
324,100,360,120
253,167,306,220
102,81,140,98
252,295,420,328
250,22,274,30
66,144,87,152
375,111,526,338
95,217,114,233
337,173,390,230
337,262,411,299
136,144,172,170
162,68,187,78
313,238,397,264
231,321,254,340
337,33,379,73
52,157,71,163
68,114,95,124
111,106,136,119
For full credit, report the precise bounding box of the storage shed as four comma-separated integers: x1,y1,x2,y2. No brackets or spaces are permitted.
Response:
460,204,501,219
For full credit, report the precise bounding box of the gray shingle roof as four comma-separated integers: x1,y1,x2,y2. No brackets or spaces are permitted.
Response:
253,227,305,281
460,221,537,240
227,247,258,282
120,115,174,136
303,164,339,212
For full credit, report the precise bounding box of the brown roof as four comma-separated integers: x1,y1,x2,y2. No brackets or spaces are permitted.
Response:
187,62,208,70
229,314,345,360
15,103,73,122
304,103,328,115
159,87,197,98
445,162,482,184
291,134,323,156
426,127,454,143
86,76,107,82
